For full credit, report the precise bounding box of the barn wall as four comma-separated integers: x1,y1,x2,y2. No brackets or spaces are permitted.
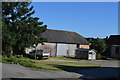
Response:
57,43,68,56
68,44,77,57
26,43,89,57
79,45,89,49
111,46,120,58
57,43,77,57
36,43,56,57
75,51,88,59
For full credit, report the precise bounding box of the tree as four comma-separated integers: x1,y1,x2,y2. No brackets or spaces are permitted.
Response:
87,38,107,54
95,38,107,54
2,22,16,56
2,2,47,56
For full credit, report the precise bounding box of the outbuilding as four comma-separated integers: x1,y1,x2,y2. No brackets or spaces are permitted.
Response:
75,48,96,60
26,29,90,57
104,35,120,59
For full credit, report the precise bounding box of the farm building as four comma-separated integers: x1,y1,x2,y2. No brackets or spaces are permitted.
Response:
26,29,90,57
105,35,120,59
75,48,97,60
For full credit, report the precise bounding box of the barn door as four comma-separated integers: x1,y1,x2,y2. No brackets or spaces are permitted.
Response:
57,43,68,56
88,52,92,60
68,44,76,56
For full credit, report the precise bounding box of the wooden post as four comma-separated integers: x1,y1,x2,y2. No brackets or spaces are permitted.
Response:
34,44,37,60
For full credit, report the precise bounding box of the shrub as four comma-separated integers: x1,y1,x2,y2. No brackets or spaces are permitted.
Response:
2,56,42,69
96,53,101,60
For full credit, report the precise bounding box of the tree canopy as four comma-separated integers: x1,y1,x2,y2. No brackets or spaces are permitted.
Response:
2,2,47,56
86,38,107,54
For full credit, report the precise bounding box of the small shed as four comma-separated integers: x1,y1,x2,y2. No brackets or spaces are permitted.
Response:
75,48,96,60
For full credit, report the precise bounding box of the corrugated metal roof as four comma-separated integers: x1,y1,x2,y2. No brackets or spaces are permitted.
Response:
42,29,89,45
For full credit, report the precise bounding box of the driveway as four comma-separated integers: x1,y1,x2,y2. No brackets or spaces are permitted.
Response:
48,58,120,67
2,63,80,78
1,59,120,79
84,59,120,67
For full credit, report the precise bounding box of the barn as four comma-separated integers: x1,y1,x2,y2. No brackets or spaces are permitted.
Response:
26,29,90,57
105,35,120,59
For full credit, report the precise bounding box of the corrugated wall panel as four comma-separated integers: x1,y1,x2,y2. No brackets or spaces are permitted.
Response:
57,43,77,57
26,43,77,57
68,44,77,57
36,43,56,57
57,43,68,56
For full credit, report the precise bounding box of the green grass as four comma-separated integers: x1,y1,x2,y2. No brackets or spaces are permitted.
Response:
50,57,82,61
0,54,2,62
2,56,100,71
2,56,43,69
33,60,100,70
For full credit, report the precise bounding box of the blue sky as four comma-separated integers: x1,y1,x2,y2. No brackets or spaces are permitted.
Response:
31,2,118,38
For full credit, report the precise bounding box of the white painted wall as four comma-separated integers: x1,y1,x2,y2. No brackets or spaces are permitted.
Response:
25,48,35,54
88,51,96,60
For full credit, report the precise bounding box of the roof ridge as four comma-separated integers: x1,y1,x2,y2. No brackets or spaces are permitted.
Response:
110,35,120,36
47,29,76,34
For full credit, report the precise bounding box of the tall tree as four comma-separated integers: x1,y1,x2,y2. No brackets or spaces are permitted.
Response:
2,2,47,56
87,38,107,54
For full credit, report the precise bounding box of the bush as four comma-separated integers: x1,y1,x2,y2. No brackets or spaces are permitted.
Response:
3,56,18,63
2,57,10,63
19,60,34,67
96,53,101,60
2,56,42,69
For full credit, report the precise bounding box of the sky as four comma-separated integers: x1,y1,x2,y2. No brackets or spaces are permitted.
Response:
32,0,119,2
31,2,118,38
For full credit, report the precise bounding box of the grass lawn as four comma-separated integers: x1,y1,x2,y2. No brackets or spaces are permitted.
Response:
51,56,113,61
50,57,83,61
0,55,2,62
33,60,100,71
2,56,100,71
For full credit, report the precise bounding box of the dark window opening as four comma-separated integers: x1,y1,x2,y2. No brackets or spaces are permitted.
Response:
89,52,92,54
77,44,79,48
115,47,119,54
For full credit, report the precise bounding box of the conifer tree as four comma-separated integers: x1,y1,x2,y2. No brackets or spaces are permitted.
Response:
2,2,47,56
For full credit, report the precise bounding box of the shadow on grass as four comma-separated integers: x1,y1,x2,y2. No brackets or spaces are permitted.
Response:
47,64,99,71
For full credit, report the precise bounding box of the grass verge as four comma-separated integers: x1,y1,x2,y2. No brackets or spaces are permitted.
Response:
2,56,100,71
0,54,2,62
2,56,43,69
50,57,83,61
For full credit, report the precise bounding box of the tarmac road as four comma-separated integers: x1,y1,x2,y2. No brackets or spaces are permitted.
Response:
1,59,120,80
2,63,81,78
